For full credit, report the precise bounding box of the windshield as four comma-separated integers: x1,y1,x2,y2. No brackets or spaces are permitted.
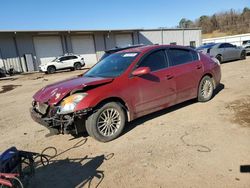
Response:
84,52,139,78
52,57,59,62
197,43,216,50
99,52,111,61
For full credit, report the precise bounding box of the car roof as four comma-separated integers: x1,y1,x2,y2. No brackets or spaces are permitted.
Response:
117,44,192,54
105,44,146,53
58,54,79,58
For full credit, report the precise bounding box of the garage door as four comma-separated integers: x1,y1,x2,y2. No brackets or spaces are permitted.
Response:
33,36,63,65
71,35,97,67
115,34,133,47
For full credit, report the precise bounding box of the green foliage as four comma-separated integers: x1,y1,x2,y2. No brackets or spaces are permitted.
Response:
179,7,250,34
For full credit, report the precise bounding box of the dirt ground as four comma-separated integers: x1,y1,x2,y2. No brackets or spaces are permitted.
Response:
0,58,250,188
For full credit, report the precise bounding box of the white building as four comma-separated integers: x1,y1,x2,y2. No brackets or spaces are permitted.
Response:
0,28,202,72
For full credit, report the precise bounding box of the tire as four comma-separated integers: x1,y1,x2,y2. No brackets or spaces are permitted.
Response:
85,102,126,142
216,55,222,63
74,62,82,70
47,66,56,74
198,76,214,102
241,51,246,60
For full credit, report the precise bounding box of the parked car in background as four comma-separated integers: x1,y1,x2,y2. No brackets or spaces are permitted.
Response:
242,40,250,55
242,40,250,47
197,43,246,63
99,44,145,61
31,45,221,142
244,46,250,55
0,68,6,78
38,54,85,74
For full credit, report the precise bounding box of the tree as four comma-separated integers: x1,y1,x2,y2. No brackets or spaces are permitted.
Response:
178,7,250,35
179,18,194,28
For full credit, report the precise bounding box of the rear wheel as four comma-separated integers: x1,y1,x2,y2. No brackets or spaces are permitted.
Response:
241,51,246,60
85,102,126,142
198,76,214,102
47,66,56,74
74,62,82,70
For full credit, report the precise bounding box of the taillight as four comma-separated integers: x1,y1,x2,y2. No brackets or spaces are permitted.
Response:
211,57,220,65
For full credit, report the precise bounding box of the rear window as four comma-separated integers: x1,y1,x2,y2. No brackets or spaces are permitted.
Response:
191,50,199,61
168,48,194,66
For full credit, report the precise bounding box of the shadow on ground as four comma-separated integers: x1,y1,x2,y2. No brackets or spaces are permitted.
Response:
29,138,114,188
31,155,107,188
123,83,224,135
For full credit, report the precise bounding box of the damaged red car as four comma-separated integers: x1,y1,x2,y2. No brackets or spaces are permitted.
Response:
31,45,221,142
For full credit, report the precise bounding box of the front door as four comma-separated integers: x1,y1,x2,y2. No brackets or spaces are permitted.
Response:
128,50,176,115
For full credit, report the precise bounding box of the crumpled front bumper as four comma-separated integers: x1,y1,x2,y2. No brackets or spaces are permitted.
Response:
30,106,92,135
30,108,60,134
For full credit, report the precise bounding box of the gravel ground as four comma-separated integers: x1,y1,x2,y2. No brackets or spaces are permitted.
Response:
0,58,250,188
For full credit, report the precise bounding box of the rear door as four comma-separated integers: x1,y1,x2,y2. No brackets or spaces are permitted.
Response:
219,43,237,61
129,49,176,114
68,56,78,66
166,48,203,103
57,56,72,69
225,43,240,60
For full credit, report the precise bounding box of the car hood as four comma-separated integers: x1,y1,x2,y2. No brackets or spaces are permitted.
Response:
33,76,113,105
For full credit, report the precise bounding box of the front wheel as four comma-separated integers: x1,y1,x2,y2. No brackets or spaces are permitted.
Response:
198,76,214,102
47,66,56,74
85,102,126,142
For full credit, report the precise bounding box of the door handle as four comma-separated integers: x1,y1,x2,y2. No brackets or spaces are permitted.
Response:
196,65,202,69
166,75,174,80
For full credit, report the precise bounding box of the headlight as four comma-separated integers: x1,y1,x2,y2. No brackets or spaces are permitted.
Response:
57,93,87,114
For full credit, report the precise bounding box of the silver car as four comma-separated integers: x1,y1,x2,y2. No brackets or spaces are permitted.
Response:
244,46,250,54
197,43,246,63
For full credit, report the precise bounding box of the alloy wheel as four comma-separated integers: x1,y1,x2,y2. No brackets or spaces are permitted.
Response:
97,108,121,137
201,79,213,99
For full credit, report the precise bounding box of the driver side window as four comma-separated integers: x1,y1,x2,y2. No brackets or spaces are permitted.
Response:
139,50,168,71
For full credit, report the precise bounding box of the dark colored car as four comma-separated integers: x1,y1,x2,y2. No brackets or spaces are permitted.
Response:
197,43,246,63
0,68,6,78
31,45,221,142
99,44,145,61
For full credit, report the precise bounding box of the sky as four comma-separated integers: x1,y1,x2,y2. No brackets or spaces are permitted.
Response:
0,0,249,30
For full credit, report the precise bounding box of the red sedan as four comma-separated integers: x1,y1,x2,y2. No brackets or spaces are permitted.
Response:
31,45,221,142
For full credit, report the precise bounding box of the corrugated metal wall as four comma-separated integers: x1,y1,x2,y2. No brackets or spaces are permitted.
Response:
139,31,161,44
0,29,201,72
139,29,201,47
16,34,37,71
163,30,183,45
183,30,201,46
0,34,21,72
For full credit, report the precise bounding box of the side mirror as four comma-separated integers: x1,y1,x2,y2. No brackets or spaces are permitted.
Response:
132,67,151,76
